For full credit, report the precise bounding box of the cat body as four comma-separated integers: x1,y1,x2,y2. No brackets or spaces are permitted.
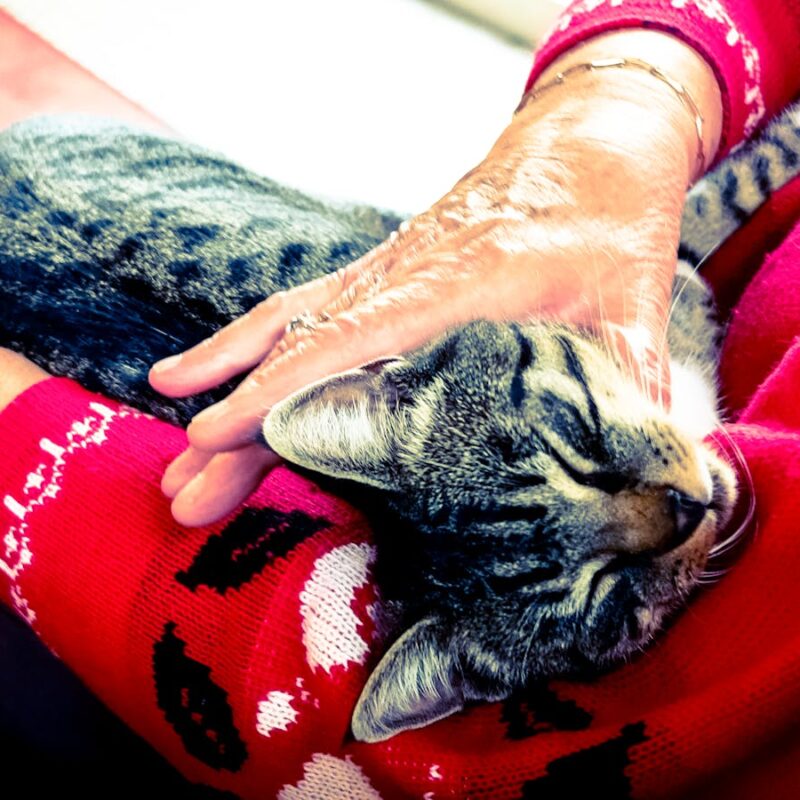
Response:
0,117,400,424
1,103,798,741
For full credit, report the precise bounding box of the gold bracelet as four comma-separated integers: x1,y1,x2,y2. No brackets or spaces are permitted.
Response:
516,57,706,177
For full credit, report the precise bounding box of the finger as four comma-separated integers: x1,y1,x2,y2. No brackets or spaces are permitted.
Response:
161,445,215,498
186,277,476,451
149,245,393,398
170,444,280,527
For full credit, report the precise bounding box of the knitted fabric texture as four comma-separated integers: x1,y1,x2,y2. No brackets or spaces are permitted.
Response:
527,0,800,161
3,175,800,797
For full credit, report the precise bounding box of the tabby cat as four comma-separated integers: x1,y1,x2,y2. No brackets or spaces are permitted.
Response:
0,102,797,742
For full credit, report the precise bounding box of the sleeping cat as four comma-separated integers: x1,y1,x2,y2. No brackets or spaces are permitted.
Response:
0,102,798,742
265,261,739,742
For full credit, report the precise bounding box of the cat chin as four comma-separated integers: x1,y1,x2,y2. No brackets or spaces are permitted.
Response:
592,608,668,666
579,516,718,660
584,577,702,671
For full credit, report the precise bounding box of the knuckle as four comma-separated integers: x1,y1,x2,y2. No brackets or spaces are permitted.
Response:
327,310,365,343
274,318,321,356
335,262,355,286
241,365,274,392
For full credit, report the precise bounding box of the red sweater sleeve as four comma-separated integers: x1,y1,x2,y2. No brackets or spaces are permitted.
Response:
0,377,386,797
528,0,800,159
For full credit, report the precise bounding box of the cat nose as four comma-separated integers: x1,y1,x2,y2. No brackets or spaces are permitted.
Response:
667,489,708,549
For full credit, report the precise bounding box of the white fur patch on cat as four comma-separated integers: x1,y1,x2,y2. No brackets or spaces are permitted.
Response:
278,753,383,800
669,360,720,440
300,542,376,673
299,397,389,465
256,691,298,737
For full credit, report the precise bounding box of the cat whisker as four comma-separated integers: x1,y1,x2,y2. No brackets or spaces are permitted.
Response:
697,567,729,584
708,521,752,558
520,599,549,677
149,324,184,344
661,256,708,349
655,254,712,409
699,568,729,578
707,424,757,562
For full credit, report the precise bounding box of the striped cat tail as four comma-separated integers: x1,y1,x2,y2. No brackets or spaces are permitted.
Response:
679,100,800,266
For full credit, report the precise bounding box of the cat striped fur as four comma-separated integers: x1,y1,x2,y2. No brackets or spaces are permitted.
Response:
680,99,800,264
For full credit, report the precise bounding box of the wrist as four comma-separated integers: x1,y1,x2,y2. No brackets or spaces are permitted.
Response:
0,348,50,413
524,29,723,184
499,85,692,215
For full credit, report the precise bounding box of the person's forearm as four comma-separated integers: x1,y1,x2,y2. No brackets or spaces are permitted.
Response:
481,29,721,294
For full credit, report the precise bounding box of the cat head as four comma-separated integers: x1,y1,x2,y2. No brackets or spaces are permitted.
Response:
262,319,737,742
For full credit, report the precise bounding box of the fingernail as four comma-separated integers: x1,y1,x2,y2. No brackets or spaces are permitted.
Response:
152,354,183,373
192,400,230,425
161,461,187,498
180,471,206,503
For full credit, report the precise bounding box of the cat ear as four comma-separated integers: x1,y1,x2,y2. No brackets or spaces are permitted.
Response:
262,357,409,489
350,617,465,743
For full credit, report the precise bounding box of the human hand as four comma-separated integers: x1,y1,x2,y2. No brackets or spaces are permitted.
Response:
150,30,722,527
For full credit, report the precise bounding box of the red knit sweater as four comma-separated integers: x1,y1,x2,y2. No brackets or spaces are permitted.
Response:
3,2,800,798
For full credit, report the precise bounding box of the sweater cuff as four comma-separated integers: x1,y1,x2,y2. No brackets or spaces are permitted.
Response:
0,377,181,497
526,1,765,162
0,378,187,598
0,378,122,495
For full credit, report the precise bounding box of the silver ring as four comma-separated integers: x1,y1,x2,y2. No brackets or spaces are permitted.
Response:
284,310,331,337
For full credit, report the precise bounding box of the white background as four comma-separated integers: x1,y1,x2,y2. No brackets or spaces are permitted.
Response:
2,1,564,211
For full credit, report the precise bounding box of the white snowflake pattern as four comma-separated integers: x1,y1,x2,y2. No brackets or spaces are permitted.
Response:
278,753,383,800
1,401,131,624
256,690,299,737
